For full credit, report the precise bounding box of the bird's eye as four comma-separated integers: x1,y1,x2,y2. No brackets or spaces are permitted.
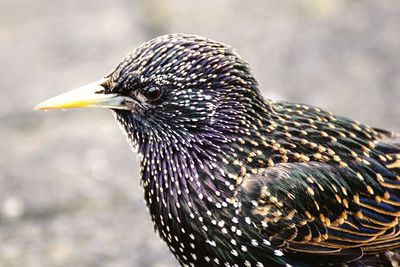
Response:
142,87,163,101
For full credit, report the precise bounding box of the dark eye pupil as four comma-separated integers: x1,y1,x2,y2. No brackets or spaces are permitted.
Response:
144,87,162,101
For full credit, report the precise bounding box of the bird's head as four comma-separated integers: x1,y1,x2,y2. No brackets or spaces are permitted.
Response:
35,34,264,148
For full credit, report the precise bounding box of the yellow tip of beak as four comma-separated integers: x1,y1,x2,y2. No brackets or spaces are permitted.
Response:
34,79,131,111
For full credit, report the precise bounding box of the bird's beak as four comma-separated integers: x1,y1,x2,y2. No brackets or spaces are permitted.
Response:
34,78,130,111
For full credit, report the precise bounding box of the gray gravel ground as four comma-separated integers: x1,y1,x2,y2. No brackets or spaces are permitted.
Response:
1,0,399,266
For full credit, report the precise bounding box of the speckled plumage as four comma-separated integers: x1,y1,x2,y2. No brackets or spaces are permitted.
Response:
59,34,400,266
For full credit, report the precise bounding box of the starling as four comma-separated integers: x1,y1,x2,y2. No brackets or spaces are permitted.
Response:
35,34,400,267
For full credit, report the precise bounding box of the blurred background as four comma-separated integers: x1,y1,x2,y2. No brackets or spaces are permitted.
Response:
0,0,399,266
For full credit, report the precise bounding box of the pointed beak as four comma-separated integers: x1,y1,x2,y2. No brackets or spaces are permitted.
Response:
34,78,131,111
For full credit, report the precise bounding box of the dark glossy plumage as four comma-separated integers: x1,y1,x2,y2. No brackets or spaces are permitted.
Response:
48,34,400,266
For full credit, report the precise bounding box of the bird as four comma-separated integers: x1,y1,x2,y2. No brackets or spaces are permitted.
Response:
35,34,400,267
